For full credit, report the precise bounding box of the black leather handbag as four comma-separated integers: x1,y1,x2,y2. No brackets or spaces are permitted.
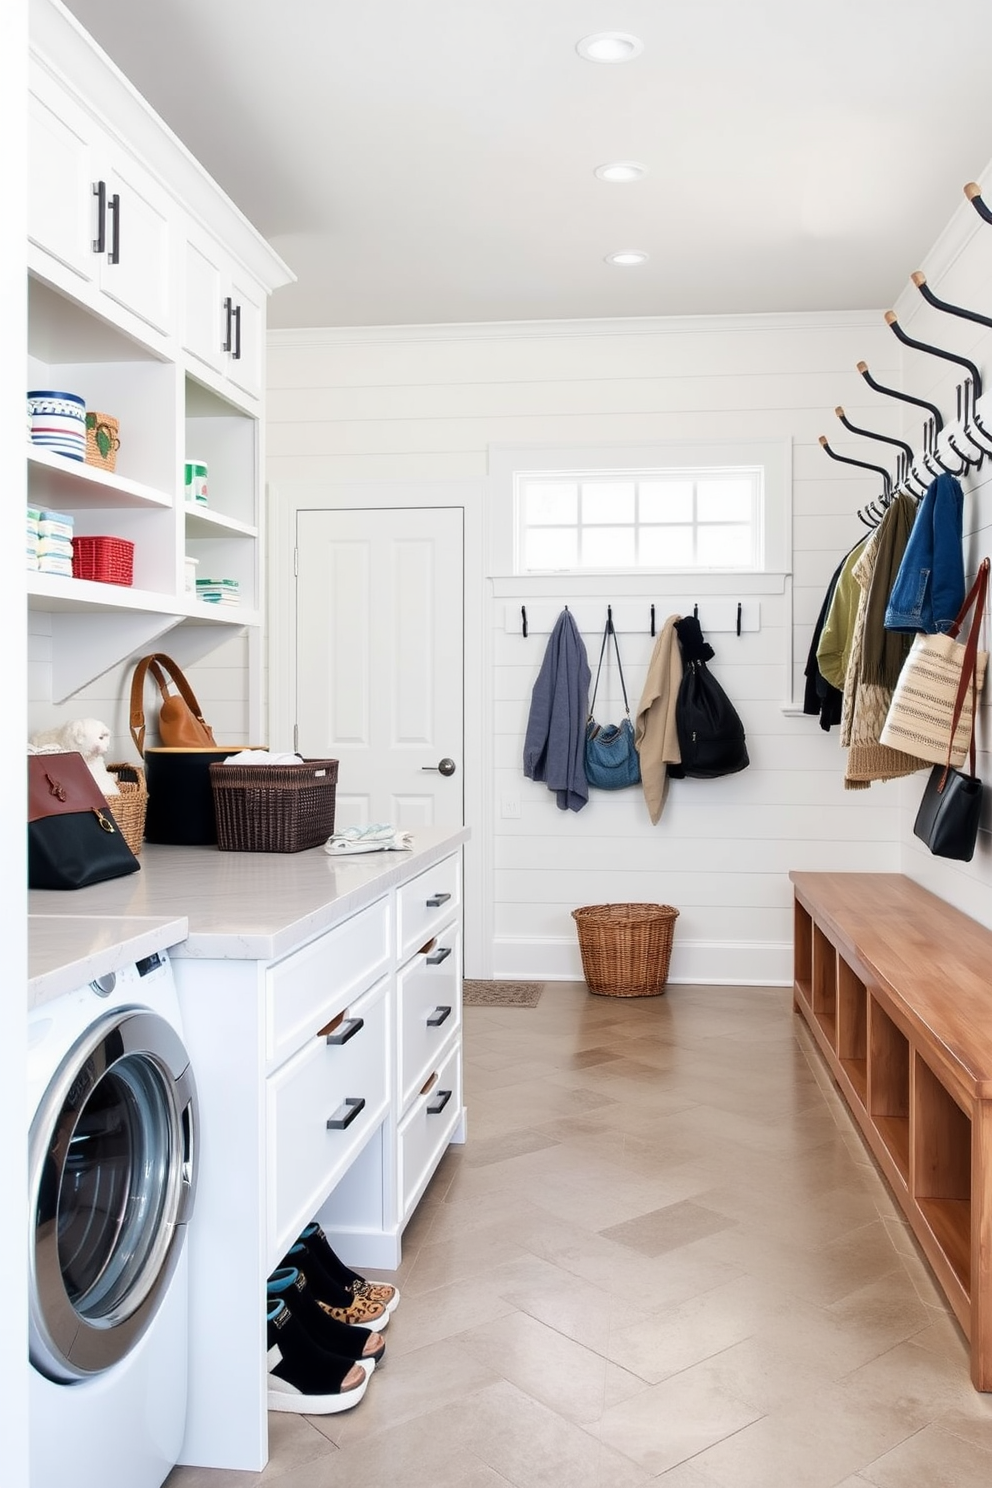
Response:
913,585,985,862
28,751,140,889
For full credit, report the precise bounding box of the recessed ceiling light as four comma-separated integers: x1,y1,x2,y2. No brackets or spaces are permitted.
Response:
605,250,649,267
595,162,647,184
576,32,644,63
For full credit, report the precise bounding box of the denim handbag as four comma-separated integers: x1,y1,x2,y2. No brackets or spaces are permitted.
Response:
585,612,641,790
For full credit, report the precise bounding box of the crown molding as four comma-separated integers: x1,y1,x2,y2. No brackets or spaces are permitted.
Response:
268,307,886,349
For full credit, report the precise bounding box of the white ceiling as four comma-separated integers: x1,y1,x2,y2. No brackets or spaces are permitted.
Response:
62,0,992,329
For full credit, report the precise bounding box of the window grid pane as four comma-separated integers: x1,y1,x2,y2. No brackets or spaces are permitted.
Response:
517,467,759,572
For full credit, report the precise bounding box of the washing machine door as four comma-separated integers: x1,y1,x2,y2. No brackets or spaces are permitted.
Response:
29,1007,197,1381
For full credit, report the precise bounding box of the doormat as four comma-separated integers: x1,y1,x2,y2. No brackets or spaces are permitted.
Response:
463,980,544,1008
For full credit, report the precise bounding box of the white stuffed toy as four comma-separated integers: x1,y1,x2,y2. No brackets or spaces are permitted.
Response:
29,718,120,796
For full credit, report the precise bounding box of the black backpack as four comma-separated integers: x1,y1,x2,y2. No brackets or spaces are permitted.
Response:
674,616,749,779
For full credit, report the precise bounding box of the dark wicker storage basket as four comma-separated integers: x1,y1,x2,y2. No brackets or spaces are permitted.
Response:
209,758,338,852
105,761,147,856
572,902,679,997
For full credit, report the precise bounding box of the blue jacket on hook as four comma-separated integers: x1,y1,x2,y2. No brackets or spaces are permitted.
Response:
884,472,965,633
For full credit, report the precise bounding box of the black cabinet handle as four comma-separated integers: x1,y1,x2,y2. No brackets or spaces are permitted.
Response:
233,302,242,359
326,1016,364,1046
92,180,106,253
426,892,451,907
426,1005,452,1027
326,1097,365,1130
107,192,121,264
426,945,452,966
222,296,233,352
427,1088,452,1116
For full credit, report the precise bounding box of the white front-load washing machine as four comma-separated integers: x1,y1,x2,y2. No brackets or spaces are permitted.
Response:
28,950,198,1488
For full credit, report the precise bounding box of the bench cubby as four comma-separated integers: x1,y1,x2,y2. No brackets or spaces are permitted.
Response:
791,872,992,1391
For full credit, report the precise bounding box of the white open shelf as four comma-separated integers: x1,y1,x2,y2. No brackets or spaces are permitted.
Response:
27,446,173,510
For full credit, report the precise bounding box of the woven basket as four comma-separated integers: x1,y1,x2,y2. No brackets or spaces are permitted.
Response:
106,761,147,856
84,412,120,472
72,535,134,586
209,758,338,853
571,902,679,998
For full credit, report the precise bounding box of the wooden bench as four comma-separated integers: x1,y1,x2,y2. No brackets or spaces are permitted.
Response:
790,871,992,1390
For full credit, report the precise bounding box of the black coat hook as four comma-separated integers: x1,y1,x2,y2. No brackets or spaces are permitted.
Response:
856,361,944,433
606,604,614,633
521,605,528,638
884,311,983,403
650,603,656,637
736,602,742,637
833,406,919,484
910,272,992,337
693,603,698,619
965,182,992,225
818,435,892,499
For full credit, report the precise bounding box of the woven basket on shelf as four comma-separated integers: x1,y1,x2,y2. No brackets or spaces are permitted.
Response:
84,412,120,472
106,761,147,856
571,902,679,998
209,758,338,853
71,535,134,586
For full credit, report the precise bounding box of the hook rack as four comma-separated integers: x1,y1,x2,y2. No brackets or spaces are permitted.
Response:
510,601,757,637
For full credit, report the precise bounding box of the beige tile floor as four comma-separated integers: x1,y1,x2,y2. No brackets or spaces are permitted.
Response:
167,982,992,1487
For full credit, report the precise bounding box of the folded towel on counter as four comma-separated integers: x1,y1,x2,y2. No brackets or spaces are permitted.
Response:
325,824,413,855
221,750,305,765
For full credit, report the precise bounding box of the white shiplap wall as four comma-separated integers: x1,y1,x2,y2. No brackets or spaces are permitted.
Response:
889,194,992,923
268,310,913,984
27,626,254,763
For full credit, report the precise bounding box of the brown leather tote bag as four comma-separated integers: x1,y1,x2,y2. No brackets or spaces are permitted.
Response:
129,653,217,754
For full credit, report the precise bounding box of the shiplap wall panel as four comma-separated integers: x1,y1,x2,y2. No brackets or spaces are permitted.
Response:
269,310,910,983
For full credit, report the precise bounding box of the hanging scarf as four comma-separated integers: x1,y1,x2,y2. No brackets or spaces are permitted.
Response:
859,493,916,690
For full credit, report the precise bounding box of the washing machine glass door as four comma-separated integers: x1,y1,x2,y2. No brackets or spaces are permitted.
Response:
29,1008,197,1381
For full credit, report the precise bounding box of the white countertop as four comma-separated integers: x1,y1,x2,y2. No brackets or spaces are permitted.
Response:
28,827,469,963
28,914,189,1009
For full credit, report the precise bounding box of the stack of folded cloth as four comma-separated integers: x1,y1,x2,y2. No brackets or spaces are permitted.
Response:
27,507,41,570
325,825,413,855
196,576,240,607
30,509,74,576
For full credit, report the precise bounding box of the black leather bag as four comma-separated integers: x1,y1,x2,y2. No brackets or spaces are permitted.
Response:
912,558,986,863
674,616,749,779
28,751,140,890
913,764,983,861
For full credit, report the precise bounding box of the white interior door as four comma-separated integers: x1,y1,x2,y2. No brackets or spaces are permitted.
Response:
295,507,464,830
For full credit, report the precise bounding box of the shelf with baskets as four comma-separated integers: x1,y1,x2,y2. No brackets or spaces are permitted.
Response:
26,0,292,715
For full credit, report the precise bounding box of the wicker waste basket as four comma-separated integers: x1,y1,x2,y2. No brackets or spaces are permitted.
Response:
105,761,147,856
572,902,679,997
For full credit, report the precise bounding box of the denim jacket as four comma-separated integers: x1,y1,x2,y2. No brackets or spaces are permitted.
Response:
884,472,964,633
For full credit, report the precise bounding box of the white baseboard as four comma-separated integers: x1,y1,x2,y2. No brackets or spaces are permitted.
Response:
493,936,793,987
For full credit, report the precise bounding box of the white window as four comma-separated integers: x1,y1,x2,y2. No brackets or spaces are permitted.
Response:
490,441,790,577
518,467,761,573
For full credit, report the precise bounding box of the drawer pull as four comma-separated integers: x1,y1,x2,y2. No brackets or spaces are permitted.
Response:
426,892,452,907
325,1017,364,1046
326,1097,366,1130
427,1005,452,1027
427,1088,453,1116
425,946,452,966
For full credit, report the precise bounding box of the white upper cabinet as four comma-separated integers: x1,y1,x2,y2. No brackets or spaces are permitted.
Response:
28,64,174,338
182,225,265,403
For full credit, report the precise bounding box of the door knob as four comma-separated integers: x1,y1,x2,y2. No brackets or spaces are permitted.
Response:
422,758,457,776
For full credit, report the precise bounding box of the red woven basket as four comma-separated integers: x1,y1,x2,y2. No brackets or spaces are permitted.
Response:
72,535,134,586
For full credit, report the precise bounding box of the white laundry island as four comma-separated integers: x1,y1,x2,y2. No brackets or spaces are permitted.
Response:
29,827,468,1471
